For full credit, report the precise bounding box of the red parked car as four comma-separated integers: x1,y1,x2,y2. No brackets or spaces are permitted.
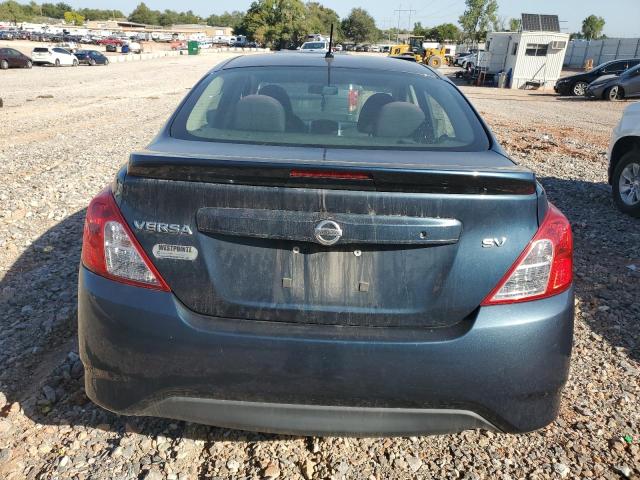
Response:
97,37,124,47
0,48,32,69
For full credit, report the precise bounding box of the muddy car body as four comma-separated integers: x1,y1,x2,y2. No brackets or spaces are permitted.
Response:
78,54,574,436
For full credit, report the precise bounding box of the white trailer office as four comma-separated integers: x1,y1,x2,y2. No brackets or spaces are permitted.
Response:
479,31,569,90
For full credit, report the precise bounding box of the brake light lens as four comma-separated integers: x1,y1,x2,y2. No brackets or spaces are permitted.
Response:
481,203,572,305
348,85,359,112
290,169,372,181
81,188,169,291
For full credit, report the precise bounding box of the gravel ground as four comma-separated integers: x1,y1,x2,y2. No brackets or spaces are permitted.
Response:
0,56,639,480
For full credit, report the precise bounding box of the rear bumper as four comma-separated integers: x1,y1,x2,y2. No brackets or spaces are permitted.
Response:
142,398,496,435
78,267,574,436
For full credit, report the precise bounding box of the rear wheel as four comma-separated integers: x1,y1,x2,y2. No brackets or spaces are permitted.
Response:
104,58,109,66
612,150,640,217
73,59,79,67
572,81,588,96
0,60,8,70
26,60,32,69
89,58,96,66
55,58,60,67
605,85,623,101
427,56,442,68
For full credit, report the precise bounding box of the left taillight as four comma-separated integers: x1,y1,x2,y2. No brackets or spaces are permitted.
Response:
481,202,573,306
81,188,170,291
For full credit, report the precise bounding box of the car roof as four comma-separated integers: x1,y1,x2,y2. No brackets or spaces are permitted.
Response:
599,58,640,66
218,53,438,77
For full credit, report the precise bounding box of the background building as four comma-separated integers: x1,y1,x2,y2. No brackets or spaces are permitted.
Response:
480,30,569,89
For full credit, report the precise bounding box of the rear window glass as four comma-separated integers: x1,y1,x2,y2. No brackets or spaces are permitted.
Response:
171,66,489,151
33,48,49,52
622,64,640,76
302,42,326,49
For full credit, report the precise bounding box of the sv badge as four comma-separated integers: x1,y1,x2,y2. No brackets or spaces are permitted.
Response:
482,237,507,248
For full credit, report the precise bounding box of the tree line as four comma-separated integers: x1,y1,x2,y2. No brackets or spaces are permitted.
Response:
454,0,607,42
0,1,123,22
129,1,382,47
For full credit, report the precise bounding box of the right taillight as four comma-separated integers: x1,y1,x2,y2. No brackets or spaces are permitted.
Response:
481,202,572,305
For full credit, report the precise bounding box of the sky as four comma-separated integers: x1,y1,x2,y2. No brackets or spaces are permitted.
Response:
65,0,640,37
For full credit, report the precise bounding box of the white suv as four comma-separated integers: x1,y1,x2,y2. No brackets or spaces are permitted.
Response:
31,47,78,67
299,41,329,53
608,102,640,216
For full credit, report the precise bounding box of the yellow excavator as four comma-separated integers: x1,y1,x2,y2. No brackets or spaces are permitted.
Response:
389,36,446,68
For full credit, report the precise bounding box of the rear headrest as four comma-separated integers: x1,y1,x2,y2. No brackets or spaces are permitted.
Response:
375,102,425,138
258,84,293,113
357,93,393,133
233,95,285,132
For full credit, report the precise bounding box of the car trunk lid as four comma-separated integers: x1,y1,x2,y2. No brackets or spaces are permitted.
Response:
116,143,539,328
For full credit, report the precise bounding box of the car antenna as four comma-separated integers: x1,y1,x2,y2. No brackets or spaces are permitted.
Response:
325,24,334,59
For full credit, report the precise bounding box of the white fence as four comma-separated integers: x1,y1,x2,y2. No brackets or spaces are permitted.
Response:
564,38,640,68
108,50,181,63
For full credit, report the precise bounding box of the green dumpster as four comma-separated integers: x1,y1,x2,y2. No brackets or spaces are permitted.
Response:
187,41,200,55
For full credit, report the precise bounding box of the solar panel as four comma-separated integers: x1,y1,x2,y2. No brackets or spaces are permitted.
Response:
521,13,560,32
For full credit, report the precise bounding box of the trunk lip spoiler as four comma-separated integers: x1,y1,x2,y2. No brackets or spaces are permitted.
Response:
127,152,537,196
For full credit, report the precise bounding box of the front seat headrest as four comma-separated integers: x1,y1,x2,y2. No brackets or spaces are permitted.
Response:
357,93,393,134
233,95,286,132
375,102,426,138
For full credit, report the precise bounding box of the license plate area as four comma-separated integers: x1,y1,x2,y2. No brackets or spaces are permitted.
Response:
201,234,458,326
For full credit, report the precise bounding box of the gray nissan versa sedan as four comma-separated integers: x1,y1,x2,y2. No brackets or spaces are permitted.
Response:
78,53,574,436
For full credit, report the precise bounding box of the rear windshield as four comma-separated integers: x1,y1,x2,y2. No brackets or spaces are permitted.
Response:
171,66,489,151
33,48,49,52
302,42,326,49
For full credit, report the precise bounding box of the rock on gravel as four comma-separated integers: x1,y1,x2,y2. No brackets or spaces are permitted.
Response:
0,448,12,465
226,458,241,472
406,455,422,472
142,467,163,480
263,462,281,478
553,462,570,478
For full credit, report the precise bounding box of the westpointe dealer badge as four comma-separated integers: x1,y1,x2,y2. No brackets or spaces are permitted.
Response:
152,244,198,261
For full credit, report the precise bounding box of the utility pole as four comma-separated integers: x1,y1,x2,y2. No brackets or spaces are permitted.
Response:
395,4,401,43
394,5,416,43
381,18,394,43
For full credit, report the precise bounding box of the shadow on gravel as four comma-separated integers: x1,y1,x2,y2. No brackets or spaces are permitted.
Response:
0,175,638,442
538,176,640,364
0,209,300,444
